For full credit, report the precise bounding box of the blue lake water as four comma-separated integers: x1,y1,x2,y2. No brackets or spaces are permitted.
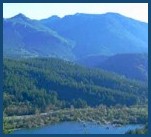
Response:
13,122,143,134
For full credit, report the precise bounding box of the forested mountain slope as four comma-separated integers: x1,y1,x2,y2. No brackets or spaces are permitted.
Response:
3,58,148,116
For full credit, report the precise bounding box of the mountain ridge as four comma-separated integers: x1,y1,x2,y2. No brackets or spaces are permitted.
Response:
3,12,148,59
3,13,75,60
40,12,148,58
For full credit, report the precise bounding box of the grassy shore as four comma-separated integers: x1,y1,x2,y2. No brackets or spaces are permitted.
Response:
3,105,147,134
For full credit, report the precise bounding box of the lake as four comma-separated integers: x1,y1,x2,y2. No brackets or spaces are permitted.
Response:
13,122,143,134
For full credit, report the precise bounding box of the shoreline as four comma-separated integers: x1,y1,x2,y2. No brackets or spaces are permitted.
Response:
4,106,147,134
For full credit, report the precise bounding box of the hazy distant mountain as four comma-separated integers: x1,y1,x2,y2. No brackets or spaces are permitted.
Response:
78,53,148,81
3,13,148,60
3,13,75,60
100,53,148,81
77,55,109,67
41,12,148,58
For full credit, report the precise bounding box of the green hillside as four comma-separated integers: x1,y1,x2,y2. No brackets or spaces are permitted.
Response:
3,58,148,116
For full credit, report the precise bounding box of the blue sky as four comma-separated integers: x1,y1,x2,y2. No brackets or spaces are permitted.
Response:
3,3,148,22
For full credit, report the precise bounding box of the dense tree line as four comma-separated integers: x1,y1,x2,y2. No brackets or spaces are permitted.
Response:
3,58,148,116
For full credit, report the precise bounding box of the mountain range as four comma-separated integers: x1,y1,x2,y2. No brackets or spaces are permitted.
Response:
3,12,148,59
3,13,148,81
41,12,148,58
